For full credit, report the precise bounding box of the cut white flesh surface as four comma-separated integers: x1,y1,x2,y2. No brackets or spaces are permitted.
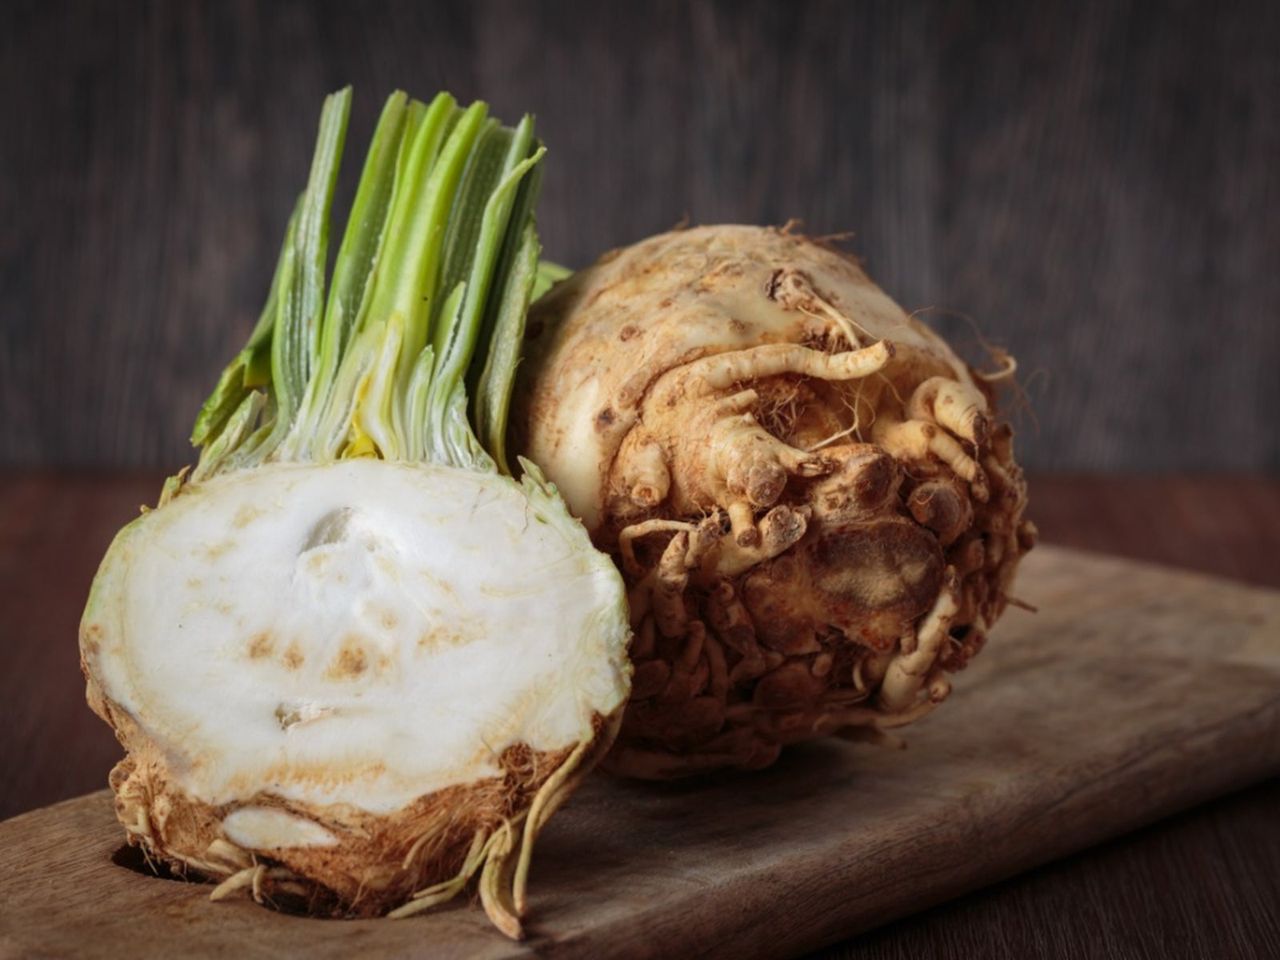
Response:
82,460,631,825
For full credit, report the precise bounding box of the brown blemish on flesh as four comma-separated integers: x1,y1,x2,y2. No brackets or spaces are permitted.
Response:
282,642,305,670
417,625,470,653
232,504,263,529
247,631,274,659
595,407,616,430
378,609,399,631
619,324,639,341
254,757,389,790
327,638,369,679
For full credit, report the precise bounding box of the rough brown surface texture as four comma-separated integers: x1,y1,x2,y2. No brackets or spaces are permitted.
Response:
516,225,1032,777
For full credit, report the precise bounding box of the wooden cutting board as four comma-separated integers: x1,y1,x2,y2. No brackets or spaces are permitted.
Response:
2,545,1278,960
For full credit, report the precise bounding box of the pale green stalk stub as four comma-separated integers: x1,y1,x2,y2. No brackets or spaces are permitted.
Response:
184,87,551,477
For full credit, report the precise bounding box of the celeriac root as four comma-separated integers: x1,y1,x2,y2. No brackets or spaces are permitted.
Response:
516,224,1033,778
172,728,607,937
878,570,960,712
682,340,893,392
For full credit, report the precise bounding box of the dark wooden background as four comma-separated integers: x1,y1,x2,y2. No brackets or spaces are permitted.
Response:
2,0,1277,470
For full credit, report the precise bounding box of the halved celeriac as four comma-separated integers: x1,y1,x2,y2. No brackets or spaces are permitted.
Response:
80,88,630,937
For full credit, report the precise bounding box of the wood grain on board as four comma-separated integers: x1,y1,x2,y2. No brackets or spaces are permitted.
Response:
2,544,1278,960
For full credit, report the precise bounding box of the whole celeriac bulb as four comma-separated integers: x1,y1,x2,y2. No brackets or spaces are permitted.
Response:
516,225,1033,778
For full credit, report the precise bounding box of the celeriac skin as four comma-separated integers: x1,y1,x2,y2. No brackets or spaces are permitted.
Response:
516,225,1033,778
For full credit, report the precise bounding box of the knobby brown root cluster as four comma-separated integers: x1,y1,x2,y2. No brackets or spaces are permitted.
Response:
517,225,1034,778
